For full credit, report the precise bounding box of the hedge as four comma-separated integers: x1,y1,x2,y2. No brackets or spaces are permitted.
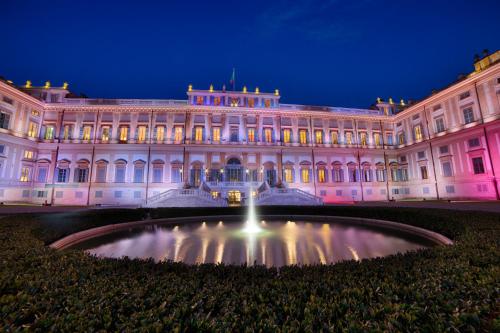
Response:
0,206,499,332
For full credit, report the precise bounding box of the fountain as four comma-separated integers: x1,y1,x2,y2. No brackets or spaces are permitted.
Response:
242,188,262,234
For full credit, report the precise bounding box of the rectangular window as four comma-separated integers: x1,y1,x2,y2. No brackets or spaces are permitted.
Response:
153,167,163,183
247,128,255,142
315,130,323,144
194,126,203,141
62,125,72,140
96,166,106,183
134,191,142,199
318,168,326,183
20,167,30,182
472,157,485,174
282,129,291,143
446,185,455,194
212,127,221,142
101,126,110,142
439,145,449,154
0,112,11,129
417,151,426,159
301,168,310,183
468,138,480,148
400,168,408,181
435,117,445,133
299,129,308,144
156,126,165,141
264,128,273,143
45,126,54,140
230,128,239,142
414,125,423,141
119,127,128,142
171,167,182,183
376,168,385,182
174,126,183,142
115,167,126,182
463,107,474,124
57,168,68,182
373,133,381,146
359,132,367,146
24,150,34,159
137,126,147,142
330,131,338,144
284,168,293,183
386,133,393,146
398,132,405,145
442,161,453,177
75,168,88,183
459,91,470,100
133,167,144,183
95,191,103,198
420,166,428,179
345,132,353,145
37,168,47,182
333,169,344,182
28,122,38,138
82,125,92,140
114,191,122,198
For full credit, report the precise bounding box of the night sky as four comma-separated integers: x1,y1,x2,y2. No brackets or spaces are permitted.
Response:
1,0,499,108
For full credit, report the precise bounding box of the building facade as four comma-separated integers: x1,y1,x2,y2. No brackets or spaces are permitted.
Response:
0,52,499,206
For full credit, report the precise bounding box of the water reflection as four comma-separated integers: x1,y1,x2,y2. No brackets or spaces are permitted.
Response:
76,219,432,267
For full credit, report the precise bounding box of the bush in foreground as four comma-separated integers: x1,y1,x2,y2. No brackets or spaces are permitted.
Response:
0,207,499,331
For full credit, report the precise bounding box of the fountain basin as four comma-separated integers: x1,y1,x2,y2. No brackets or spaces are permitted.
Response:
52,215,452,267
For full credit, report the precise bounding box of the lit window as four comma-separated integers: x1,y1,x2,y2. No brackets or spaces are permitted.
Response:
330,131,338,144
299,129,307,144
156,126,165,142
82,126,92,141
345,132,353,145
373,133,381,146
63,125,72,140
137,126,147,142
194,126,203,141
101,126,110,142
359,132,367,146
174,126,183,142
414,125,422,141
318,168,326,183
247,98,254,107
301,168,310,183
20,167,30,182
119,127,128,142
463,107,474,124
214,97,221,106
264,128,273,143
24,150,34,159
264,99,271,108
284,168,293,183
247,128,255,142
196,96,204,105
44,126,54,140
282,129,291,143
212,127,220,142
315,130,323,144
472,157,485,174
398,132,405,145
31,110,40,117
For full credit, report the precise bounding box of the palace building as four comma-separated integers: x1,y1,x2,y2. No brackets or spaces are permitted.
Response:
0,51,499,206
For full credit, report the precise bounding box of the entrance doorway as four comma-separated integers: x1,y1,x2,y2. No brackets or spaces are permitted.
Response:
227,190,242,205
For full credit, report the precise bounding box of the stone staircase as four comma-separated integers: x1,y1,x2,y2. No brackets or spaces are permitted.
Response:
255,187,323,206
143,187,227,208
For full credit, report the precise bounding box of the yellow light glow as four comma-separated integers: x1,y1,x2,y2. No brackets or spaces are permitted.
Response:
188,84,193,92
255,87,260,94
389,97,394,104
243,86,247,93
44,81,51,89
209,84,214,92
63,82,68,90
275,89,279,96
25,80,32,88
7,80,13,84
376,97,381,103
400,99,405,106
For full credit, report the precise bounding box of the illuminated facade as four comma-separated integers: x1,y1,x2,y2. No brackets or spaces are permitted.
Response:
0,52,499,206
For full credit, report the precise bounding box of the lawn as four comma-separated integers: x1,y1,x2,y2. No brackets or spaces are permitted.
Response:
1,206,499,331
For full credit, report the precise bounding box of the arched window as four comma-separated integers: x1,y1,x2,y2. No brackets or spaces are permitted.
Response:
332,161,344,182
95,159,108,183
133,160,146,183
74,159,90,183
56,159,71,183
316,161,327,183
114,159,127,183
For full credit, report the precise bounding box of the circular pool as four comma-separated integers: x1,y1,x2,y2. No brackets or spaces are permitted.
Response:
66,216,447,267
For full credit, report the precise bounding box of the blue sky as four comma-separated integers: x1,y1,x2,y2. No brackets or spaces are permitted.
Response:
1,0,499,108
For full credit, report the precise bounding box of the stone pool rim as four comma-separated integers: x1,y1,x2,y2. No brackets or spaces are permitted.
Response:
50,214,453,251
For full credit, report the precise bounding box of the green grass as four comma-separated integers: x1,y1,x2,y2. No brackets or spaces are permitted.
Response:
1,206,499,332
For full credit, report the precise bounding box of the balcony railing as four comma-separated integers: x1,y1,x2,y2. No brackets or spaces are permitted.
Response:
62,98,188,106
